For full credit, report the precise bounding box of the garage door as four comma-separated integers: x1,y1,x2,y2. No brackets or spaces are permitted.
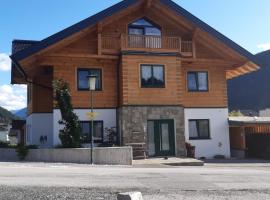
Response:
246,133,270,159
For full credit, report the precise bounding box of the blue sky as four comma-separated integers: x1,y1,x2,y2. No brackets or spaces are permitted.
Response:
0,0,270,110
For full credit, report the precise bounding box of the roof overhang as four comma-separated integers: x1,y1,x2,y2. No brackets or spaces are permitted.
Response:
229,117,270,127
10,0,262,81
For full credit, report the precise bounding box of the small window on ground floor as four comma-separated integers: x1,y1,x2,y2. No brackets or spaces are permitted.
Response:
188,119,210,140
79,121,103,143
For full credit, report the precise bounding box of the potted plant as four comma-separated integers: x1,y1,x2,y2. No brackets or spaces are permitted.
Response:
186,142,195,158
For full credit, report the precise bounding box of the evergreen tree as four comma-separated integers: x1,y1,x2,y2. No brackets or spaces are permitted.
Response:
53,80,81,148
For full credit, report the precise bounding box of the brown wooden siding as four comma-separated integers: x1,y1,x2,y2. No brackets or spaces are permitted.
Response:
52,57,118,108
53,31,98,55
230,127,245,150
23,1,248,111
32,76,53,113
120,55,182,106
182,61,228,108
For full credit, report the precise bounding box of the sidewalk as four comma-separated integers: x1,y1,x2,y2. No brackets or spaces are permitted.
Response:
133,157,204,167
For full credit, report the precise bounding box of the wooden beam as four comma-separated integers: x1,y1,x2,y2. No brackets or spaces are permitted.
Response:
45,53,119,60
196,31,244,62
98,33,102,55
146,0,153,8
19,26,95,67
192,28,200,39
182,58,236,66
97,22,103,33
152,3,194,31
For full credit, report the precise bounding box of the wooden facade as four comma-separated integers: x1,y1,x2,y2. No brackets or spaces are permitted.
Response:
11,0,260,114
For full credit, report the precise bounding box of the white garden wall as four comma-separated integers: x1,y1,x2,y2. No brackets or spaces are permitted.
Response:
184,108,231,158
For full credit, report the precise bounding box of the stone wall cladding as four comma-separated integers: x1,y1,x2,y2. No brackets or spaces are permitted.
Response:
118,106,186,157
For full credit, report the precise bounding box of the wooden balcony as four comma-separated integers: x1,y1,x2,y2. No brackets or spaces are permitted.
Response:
101,34,193,57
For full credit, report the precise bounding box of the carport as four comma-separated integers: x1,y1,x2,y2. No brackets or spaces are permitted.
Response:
229,117,270,159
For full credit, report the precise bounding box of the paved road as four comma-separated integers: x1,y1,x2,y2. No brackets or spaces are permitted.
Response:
0,161,270,199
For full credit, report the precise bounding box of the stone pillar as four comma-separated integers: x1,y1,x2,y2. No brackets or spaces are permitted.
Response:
118,106,186,157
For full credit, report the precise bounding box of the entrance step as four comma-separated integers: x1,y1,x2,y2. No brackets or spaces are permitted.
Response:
133,157,204,167
126,143,147,160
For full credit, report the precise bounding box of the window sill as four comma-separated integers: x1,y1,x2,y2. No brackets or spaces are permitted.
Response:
141,86,166,89
189,138,211,140
77,89,103,92
188,90,209,93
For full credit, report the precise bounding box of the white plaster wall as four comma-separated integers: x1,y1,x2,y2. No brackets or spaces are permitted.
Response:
184,108,230,158
53,109,116,146
260,108,270,117
26,113,53,148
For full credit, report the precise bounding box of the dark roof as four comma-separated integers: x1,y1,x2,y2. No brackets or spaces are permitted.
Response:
11,119,26,130
11,40,39,83
256,50,270,68
10,0,138,62
10,0,261,67
12,40,39,54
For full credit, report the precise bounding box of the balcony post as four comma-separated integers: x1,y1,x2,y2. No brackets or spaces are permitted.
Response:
98,33,102,55
120,34,125,50
192,40,196,58
179,37,182,53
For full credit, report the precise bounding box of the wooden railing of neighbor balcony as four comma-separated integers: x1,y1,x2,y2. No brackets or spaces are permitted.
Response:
101,34,193,57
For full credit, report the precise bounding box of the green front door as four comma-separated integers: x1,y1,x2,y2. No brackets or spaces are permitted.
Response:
147,120,175,157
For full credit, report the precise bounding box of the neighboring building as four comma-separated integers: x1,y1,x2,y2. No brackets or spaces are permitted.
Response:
9,120,26,145
229,117,270,159
10,0,261,158
0,123,9,142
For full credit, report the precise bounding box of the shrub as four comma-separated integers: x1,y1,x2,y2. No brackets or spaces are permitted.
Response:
53,79,81,148
16,145,29,160
27,145,38,149
0,141,9,148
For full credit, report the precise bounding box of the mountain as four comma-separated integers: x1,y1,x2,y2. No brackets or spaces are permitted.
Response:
12,108,27,119
228,50,270,113
0,106,19,123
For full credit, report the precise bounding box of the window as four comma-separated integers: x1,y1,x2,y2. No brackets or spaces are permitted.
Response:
77,69,102,91
188,119,210,140
80,121,103,143
141,65,165,88
128,18,161,36
187,72,208,91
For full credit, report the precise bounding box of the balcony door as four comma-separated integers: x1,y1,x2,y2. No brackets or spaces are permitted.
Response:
128,18,161,48
148,120,175,157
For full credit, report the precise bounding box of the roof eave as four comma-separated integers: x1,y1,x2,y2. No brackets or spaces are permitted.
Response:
11,0,138,62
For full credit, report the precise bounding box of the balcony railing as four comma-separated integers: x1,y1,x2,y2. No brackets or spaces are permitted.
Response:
101,34,193,56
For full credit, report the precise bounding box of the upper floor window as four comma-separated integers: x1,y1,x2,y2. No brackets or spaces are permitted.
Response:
77,68,102,91
189,119,210,140
128,18,161,36
141,64,165,88
187,71,208,92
